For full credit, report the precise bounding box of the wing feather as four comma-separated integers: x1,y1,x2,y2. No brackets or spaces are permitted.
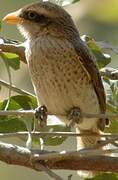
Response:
73,39,107,130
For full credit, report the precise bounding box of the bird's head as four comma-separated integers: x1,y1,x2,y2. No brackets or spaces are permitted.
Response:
3,1,79,40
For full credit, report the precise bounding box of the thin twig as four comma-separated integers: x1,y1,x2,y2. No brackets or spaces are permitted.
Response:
0,79,35,97
1,131,118,138
0,52,12,110
2,132,118,151
68,175,73,180
34,162,63,180
0,109,118,120
95,137,118,148
96,41,118,55
111,142,118,148
81,112,118,119
100,67,118,80
0,110,34,116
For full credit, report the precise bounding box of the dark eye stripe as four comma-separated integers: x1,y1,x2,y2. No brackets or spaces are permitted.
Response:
20,11,51,23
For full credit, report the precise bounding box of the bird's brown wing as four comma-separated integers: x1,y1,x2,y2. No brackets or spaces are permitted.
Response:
74,39,107,130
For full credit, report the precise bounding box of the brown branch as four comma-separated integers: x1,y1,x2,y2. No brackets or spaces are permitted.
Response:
95,137,118,148
0,40,26,63
100,67,118,80
31,145,118,161
0,141,118,172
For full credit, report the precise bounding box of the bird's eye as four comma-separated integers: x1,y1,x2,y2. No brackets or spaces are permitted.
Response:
22,10,49,23
27,11,37,20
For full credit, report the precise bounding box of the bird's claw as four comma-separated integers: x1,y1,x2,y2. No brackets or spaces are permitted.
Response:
67,107,82,126
35,105,48,127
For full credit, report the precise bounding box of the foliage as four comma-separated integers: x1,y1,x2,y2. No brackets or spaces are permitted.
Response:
3,52,20,70
0,1,118,179
82,35,111,69
86,173,118,180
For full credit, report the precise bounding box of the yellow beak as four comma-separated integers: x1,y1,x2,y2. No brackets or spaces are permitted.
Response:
3,10,22,24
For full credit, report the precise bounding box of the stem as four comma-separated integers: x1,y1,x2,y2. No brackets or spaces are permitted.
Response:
0,79,35,97
100,67,118,80
0,131,118,138
0,109,118,120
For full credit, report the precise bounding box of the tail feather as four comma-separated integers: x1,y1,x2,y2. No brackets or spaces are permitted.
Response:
76,128,100,149
76,127,101,178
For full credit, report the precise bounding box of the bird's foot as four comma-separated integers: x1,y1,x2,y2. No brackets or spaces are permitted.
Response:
67,107,82,127
35,105,48,127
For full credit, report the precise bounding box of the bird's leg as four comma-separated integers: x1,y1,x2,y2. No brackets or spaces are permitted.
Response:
35,105,48,127
67,107,82,126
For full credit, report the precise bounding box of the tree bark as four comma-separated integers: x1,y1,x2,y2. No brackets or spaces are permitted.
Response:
0,141,118,172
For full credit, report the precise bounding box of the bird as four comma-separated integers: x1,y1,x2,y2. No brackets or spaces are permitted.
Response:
3,1,108,177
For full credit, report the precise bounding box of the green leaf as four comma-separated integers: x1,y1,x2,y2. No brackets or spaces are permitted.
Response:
86,173,118,180
0,95,37,110
81,35,111,68
0,94,70,146
11,95,37,110
106,120,118,133
3,52,20,70
32,124,71,146
72,0,80,3
0,95,70,146
107,103,118,114
0,95,37,133
0,117,26,133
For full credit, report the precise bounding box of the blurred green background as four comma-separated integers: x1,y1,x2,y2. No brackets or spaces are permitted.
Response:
0,0,118,179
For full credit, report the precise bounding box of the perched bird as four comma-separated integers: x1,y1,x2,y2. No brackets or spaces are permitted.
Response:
3,1,108,177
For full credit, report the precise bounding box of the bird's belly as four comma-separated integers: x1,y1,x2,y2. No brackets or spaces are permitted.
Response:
26,37,100,130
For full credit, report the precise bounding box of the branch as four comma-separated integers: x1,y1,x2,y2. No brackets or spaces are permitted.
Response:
31,147,118,161
95,137,118,148
0,109,118,120
0,38,26,63
0,131,118,138
0,79,35,97
96,41,118,55
1,132,118,150
100,67,118,80
0,141,118,172
33,162,63,180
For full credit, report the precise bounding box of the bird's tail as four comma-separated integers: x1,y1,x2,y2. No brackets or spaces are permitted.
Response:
76,127,101,178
